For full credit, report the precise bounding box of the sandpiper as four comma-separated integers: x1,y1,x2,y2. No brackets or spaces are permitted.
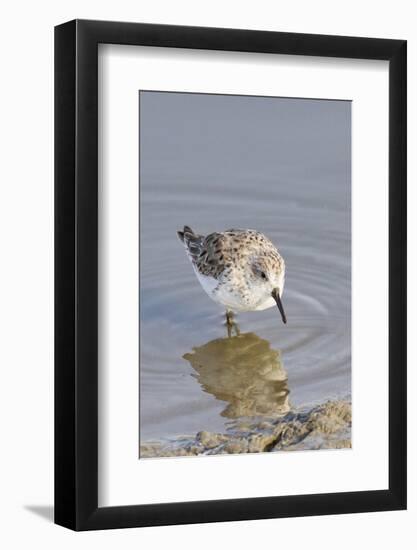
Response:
177,226,286,335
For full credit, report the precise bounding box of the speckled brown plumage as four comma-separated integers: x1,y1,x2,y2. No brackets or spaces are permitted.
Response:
178,227,283,278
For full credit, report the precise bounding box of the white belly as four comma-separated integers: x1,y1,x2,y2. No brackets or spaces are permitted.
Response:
194,270,218,297
252,295,276,311
193,268,276,312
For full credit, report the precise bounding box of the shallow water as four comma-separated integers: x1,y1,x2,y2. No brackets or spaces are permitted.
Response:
139,92,351,443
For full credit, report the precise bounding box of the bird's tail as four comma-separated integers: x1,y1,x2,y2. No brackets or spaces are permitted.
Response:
177,225,196,244
177,226,204,260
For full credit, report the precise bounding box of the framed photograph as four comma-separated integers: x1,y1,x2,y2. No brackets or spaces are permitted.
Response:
55,19,406,530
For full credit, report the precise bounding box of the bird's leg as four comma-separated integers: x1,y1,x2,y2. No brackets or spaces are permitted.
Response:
225,310,240,338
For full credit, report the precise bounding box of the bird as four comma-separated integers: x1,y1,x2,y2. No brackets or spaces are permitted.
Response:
177,226,286,335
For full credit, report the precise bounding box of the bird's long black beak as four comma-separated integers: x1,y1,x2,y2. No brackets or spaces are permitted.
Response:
272,288,287,324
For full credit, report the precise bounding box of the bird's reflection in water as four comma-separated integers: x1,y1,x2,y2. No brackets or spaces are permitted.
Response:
183,332,290,419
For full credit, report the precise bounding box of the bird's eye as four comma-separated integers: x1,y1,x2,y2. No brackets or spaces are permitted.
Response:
260,271,267,280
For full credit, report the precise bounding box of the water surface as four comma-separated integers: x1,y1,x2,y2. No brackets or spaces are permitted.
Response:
139,92,351,443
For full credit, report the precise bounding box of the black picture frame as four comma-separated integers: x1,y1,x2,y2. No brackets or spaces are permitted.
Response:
55,19,407,531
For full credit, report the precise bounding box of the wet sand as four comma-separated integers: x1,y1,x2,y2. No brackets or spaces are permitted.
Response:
140,399,351,458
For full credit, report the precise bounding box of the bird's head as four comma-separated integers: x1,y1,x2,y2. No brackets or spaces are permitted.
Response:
249,255,286,323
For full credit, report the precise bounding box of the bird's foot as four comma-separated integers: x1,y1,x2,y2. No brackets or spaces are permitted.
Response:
225,310,240,338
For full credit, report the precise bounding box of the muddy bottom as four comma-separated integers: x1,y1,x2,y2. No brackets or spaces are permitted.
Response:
140,399,351,458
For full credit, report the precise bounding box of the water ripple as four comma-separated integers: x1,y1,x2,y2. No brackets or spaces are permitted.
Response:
140,181,350,440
